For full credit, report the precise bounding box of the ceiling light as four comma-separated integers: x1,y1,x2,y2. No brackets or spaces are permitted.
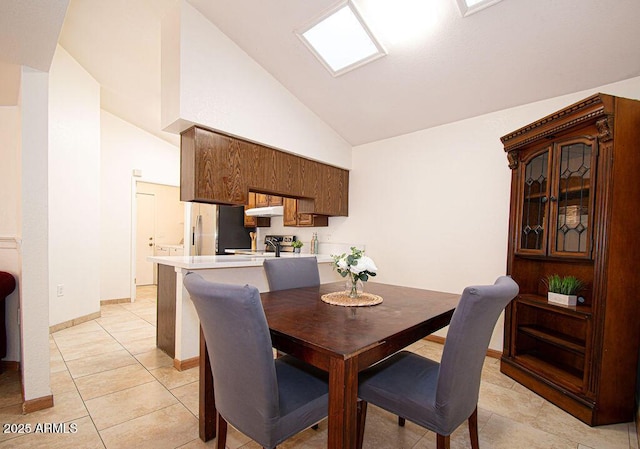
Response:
296,1,386,77
456,0,504,17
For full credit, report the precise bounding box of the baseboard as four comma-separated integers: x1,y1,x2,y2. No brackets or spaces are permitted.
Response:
100,297,132,305
49,311,102,334
425,335,447,346
173,356,199,372
424,335,502,359
0,360,20,371
22,395,54,414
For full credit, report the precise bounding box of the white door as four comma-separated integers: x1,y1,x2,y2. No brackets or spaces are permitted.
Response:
136,193,155,285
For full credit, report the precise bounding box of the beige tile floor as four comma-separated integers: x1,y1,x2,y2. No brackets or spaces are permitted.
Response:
0,285,637,449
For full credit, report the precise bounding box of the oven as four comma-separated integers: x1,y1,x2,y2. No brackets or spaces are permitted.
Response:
264,235,296,253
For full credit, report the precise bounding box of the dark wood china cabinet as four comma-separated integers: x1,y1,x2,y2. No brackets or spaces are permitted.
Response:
500,94,640,426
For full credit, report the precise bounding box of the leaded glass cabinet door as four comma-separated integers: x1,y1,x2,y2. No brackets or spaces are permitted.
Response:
517,147,551,255
549,137,596,258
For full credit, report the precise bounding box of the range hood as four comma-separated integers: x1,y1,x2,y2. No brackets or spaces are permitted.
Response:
244,205,284,217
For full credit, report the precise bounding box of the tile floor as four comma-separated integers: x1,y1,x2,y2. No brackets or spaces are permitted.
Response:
0,285,637,449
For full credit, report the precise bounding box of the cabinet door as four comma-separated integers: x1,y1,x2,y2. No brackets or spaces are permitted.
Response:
283,197,298,226
255,193,269,207
517,147,552,255
245,192,258,227
297,213,314,226
268,195,283,206
549,137,596,258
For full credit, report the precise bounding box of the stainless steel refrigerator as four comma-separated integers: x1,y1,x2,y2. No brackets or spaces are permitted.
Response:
190,203,253,255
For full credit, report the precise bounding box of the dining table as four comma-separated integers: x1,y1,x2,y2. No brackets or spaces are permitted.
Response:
198,280,460,449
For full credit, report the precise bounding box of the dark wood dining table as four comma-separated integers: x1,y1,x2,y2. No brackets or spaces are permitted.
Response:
198,281,460,449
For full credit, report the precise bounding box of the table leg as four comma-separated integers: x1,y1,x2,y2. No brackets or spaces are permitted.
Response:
327,356,359,449
199,327,216,441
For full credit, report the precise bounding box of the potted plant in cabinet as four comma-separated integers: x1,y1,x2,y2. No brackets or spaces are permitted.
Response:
546,274,584,306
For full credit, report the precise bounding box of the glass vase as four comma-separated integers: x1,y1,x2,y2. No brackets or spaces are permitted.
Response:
346,276,364,299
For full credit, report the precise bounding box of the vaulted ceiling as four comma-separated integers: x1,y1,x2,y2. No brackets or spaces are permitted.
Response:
6,0,640,147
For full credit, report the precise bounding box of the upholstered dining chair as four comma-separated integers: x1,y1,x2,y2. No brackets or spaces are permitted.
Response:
183,272,329,449
356,276,519,449
263,256,320,291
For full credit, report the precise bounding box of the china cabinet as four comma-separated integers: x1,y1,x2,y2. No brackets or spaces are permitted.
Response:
500,94,640,426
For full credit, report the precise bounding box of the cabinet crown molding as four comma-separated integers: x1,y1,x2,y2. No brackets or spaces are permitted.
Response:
501,93,615,153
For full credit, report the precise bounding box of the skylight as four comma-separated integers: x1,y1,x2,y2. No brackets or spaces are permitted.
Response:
456,0,504,17
296,1,386,77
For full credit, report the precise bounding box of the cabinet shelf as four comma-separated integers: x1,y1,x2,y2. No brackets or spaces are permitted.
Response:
523,192,546,200
517,294,591,318
514,353,584,391
523,181,591,202
518,325,585,355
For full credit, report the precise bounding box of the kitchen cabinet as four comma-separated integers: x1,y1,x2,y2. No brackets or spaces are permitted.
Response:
283,197,328,227
180,126,349,216
180,128,247,205
500,93,640,426
255,193,283,207
244,192,271,228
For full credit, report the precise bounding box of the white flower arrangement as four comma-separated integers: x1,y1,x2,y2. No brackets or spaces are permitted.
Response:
332,247,378,284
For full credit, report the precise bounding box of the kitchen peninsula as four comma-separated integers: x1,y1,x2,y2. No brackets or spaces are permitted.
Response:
148,253,341,369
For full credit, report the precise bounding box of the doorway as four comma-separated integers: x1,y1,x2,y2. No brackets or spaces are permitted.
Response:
132,181,185,293
135,192,155,285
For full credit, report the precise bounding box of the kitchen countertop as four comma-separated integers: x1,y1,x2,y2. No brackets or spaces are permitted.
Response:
147,253,334,269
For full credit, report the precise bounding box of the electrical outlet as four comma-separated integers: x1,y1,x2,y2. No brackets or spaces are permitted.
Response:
57,284,64,297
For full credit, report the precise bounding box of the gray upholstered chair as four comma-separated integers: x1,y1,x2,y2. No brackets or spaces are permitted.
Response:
183,272,329,449
356,276,519,449
263,257,320,291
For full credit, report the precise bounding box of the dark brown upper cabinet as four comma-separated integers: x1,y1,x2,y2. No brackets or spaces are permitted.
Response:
181,126,349,217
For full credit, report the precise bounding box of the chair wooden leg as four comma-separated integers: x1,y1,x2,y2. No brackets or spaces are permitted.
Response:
216,413,228,449
398,416,406,427
356,400,368,449
437,433,450,449
468,406,479,449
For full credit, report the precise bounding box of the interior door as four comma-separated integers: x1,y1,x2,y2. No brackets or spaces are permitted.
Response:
136,192,156,285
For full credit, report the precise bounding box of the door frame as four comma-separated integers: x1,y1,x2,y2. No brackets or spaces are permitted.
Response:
135,191,156,286
130,177,184,302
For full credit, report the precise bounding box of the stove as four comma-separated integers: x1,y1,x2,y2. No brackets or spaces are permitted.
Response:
264,235,296,253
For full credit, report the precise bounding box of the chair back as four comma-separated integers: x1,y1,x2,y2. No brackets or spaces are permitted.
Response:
263,257,320,291
183,273,279,440
435,276,518,430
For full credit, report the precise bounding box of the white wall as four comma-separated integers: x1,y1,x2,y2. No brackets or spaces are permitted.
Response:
48,46,101,326
20,66,51,401
327,76,640,350
0,105,21,362
100,110,180,301
161,0,352,170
